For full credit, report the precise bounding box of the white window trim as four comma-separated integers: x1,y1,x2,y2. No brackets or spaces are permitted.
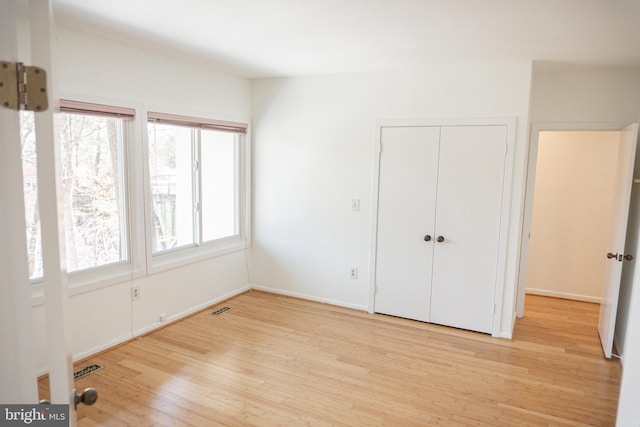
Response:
30,93,146,304
142,105,252,275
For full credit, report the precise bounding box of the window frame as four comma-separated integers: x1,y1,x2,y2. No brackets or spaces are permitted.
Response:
30,95,146,303
143,107,251,274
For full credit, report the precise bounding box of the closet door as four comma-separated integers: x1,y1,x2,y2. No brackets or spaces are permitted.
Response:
374,126,440,321
429,125,507,333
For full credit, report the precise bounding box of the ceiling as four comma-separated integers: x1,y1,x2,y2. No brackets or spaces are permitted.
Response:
51,0,640,79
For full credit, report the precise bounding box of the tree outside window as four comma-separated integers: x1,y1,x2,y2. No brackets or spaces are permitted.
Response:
19,110,128,279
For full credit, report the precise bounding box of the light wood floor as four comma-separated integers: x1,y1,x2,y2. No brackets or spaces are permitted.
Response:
39,291,622,426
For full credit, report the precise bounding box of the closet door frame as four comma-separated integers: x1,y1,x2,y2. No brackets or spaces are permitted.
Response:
368,117,517,338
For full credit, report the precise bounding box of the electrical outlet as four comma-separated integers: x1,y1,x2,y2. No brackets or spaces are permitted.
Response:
159,313,167,322
131,286,140,301
350,267,358,280
351,198,360,212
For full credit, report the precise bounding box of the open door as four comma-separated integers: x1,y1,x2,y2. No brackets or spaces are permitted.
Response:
1,1,97,424
0,0,39,405
598,123,639,358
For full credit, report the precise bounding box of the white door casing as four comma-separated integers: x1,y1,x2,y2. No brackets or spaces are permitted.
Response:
373,121,509,335
516,123,640,319
598,123,639,359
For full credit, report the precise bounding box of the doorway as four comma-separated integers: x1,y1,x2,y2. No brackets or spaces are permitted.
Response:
525,130,621,302
517,123,640,359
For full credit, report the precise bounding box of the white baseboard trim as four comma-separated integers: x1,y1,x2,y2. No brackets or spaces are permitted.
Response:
36,285,252,377
36,331,134,377
614,331,625,365
250,284,368,312
526,288,601,304
498,312,517,339
133,285,251,337
72,332,133,368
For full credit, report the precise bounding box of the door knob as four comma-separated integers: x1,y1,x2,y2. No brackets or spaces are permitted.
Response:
625,254,634,261
607,252,618,259
437,236,445,243
424,235,431,242
74,387,98,409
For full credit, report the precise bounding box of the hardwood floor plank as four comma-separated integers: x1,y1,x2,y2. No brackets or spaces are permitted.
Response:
39,292,621,425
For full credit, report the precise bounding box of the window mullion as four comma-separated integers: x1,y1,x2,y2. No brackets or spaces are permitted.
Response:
193,129,202,246
234,135,241,236
118,119,129,262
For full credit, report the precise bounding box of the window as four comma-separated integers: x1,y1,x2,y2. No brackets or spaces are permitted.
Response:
20,101,134,280
59,110,129,272
147,112,246,256
19,102,247,288
147,124,195,251
200,129,238,241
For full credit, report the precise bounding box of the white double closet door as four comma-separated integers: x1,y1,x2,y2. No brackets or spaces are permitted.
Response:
374,125,507,334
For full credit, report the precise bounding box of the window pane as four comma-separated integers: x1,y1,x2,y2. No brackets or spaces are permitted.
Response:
201,130,238,241
20,111,43,280
59,113,127,272
148,123,194,252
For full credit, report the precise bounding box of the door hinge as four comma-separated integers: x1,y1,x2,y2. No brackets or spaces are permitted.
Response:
0,61,48,112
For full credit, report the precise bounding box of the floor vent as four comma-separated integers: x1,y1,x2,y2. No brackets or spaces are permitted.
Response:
73,364,103,380
211,306,231,316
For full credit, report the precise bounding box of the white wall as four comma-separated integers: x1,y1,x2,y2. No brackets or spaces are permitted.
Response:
526,131,620,302
531,65,640,123
30,26,252,373
251,61,533,337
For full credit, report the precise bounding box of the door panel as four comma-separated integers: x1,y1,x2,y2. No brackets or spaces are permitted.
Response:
0,0,39,403
375,126,440,321
598,123,639,358
430,125,507,333
0,0,80,421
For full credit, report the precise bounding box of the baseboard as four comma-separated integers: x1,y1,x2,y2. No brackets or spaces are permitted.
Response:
526,288,601,303
77,331,135,368
614,331,625,365
250,284,368,311
36,285,252,377
133,285,251,337
498,312,517,339
36,331,134,377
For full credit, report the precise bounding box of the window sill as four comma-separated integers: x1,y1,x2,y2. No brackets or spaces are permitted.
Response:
30,262,143,307
148,235,249,275
29,237,250,307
